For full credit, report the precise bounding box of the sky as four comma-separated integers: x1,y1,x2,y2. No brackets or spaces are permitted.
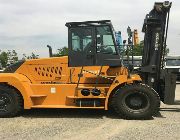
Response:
0,0,180,58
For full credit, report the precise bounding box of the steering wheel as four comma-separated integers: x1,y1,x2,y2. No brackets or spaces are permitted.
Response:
84,42,93,54
98,45,113,54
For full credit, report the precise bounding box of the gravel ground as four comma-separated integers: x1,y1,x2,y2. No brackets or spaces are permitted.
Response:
0,84,180,140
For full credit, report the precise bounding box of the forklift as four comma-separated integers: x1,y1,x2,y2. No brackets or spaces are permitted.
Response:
0,1,176,119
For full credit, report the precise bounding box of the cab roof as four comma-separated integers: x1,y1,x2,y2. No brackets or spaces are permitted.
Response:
65,20,112,28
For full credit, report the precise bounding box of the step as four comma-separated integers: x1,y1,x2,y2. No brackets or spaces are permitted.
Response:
30,95,47,98
106,76,116,77
77,86,110,89
66,96,106,99
31,105,105,109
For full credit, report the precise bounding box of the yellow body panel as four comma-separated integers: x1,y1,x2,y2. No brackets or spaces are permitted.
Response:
0,73,33,109
0,56,142,109
105,74,141,110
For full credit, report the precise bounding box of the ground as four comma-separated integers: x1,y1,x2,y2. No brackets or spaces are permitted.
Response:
0,84,180,140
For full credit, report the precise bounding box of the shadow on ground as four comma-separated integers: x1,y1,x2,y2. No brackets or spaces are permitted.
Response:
21,101,180,119
153,111,166,118
160,107,180,112
22,109,119,119
174,100,180,105
21,109,156,120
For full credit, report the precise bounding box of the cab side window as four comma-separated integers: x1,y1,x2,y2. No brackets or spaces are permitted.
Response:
96,26,117,54
71,28,92,52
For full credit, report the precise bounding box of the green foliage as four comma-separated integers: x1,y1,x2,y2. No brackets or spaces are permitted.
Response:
130,40,169,56
0,50,18,67
0,51,8,67
7,50,18,62
23,52,39,59
133,41,144,56
53,46,68,57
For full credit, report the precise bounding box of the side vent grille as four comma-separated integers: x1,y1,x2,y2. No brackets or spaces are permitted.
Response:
34,66,62,78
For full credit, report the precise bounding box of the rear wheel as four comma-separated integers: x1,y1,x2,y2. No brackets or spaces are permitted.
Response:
0,85,23,117
111,84,160,119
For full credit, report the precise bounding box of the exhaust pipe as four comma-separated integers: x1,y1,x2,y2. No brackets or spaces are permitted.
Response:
47,45,53,57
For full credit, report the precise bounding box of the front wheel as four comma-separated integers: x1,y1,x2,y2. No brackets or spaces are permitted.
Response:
111,84,160,119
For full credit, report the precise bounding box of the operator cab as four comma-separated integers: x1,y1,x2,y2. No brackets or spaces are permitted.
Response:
65,20,121,67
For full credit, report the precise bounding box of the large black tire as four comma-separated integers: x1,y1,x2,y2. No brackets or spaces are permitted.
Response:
0,85,23,117
111,84,160,120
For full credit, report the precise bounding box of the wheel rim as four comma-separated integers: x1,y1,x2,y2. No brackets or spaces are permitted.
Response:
0,94,11,112
122,92,150,113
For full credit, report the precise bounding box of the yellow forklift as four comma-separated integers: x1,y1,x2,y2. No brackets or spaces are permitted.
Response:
0,1,175,119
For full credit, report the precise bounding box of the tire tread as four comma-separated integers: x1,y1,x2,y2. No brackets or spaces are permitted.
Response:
0,84,23,117
111,83,160,120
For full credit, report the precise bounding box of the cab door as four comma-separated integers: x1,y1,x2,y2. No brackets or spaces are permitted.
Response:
68,27,95,67
95,25,121,66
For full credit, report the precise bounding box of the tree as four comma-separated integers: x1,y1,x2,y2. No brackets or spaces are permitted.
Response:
22,52,39,60
53,46,68,57
0,50,19,67
7,50,18,65
0,51,8,67
130,40,169,56
132,41,144,56
11,50,18,62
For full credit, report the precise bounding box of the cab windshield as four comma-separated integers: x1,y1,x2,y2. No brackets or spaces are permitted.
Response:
96,26,117,54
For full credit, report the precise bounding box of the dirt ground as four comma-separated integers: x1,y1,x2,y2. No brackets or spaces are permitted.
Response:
0,84,180,140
